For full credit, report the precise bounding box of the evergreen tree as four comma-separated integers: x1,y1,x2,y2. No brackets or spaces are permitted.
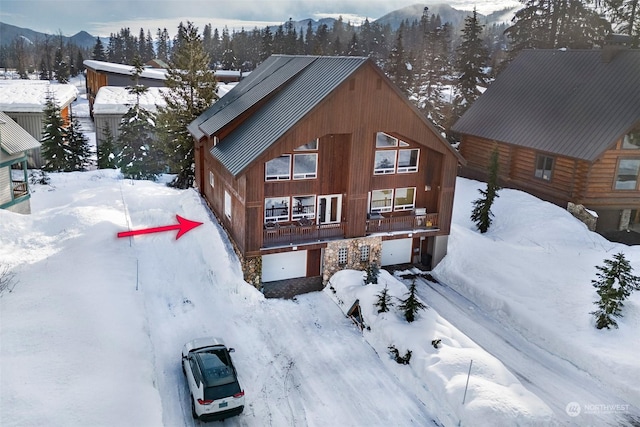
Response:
157,21,217,189
74,50,84,77
471,147,501,233
97,125,118,169
454,8,490,119
398,279,427,323
365,262,380,284
387,24,411,94
40,89,70,172
53,46,69,83
601,0,639,44
39,59,48,80
156,28,171,62
92,36,107,61
116,56,161,180
591,252,640,329
66,113,92,171
375,286,393,313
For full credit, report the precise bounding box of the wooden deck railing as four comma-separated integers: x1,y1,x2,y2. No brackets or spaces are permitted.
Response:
263,222,345,247
366,213,439,233
12,181,28,198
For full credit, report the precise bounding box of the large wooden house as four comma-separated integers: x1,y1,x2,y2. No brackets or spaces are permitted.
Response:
452,43,640,233
189,55,462,287
0,112,40,214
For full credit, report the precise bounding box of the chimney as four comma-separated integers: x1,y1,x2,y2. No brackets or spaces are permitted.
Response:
602,34,631,63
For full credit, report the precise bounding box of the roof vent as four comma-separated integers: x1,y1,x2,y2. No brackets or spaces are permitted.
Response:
602,33,631,63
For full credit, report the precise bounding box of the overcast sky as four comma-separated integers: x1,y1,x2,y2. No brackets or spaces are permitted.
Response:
1,0,519,37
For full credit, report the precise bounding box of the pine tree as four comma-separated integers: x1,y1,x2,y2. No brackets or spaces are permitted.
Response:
471,147,501,233
387,24,411,94
53,46,69,83
157,21,217,189
398,279,427,323
92,36,107,61
40,89,70,172
591,252,640,329
116,56,161,180
454,8,490,120
601,0,639,44
375,286,394,313
365,262,380,284
97,125,118,169
66,114,92,171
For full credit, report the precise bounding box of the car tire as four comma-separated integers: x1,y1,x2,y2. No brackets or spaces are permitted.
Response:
191,397,198,419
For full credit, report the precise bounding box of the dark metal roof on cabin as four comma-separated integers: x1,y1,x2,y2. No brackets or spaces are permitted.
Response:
188,55,370,176
451,49,640,162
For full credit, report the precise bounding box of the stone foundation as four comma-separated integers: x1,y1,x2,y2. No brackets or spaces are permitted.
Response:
241,256,262,289
323,236,382,284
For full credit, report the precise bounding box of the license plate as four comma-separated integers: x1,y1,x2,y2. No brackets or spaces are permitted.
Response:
219,401,228,408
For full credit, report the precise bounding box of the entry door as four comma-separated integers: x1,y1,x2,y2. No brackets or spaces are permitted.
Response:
317,194,342,224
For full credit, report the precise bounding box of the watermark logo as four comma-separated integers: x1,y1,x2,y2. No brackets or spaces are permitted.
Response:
566,402,581,417
566,401,630,417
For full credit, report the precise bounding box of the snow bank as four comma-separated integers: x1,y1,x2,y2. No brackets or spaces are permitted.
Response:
326,269,555,427
433,178,640,407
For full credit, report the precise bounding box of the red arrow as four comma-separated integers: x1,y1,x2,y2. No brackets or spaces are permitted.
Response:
117,215,203,240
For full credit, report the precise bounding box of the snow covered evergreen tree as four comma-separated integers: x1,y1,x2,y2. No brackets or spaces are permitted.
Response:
157,21,217,189
471,147,501,233
92,36,107,61
41,89,70,172
375,286,393,313
591,252,640,329
398,279,427,323
66,114,92,171
53,45,69,84
116,56,161,180
97,125,118,169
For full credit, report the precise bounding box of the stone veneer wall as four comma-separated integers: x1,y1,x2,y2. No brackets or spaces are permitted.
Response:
242,256,262,289
323,236,383,284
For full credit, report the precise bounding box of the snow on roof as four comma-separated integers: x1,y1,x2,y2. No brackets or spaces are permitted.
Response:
0,80,79,113
0,111,40,154
93,86,169,115
84,59,167,81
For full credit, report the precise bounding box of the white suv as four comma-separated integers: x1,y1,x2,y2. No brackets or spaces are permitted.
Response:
181,337,245,421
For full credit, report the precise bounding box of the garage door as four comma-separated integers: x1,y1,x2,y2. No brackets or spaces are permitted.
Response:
381,238,412,266
262,251,307,282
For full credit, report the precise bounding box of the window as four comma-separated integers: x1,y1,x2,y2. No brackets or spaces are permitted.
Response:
224,191,232,219
338,247,348,266
209,171,215,188
293,153,317,179
265,155,291,181
291,195,316,220
394,187,416,211
614,159,640,190
371,189,393,213
376,132,398,148
397,149,419,173
265,197,290,222
360,245,370,262
295,140,318,151
622,131,640,150
374,151,397,175
535,154,554,181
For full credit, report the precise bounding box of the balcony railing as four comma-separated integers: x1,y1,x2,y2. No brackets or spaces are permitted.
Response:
263,221,345,247
366,212,439,234
12,181,28,199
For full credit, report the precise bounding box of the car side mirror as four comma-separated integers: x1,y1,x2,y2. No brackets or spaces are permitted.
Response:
228,348,235,353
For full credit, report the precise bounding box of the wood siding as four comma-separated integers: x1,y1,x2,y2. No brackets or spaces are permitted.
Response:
459,135,640,211
197,62,460,257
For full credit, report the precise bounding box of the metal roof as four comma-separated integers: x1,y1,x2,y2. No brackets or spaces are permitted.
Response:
188,55,370,176
0,111,40,155
452,49,640,162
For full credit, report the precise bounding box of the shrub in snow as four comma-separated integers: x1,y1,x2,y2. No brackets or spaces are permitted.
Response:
364,262,380,285
432,339,442,349
471,147,500,233
397,279,427,323
388,345,412,365
0,265,18,296
29,170,50,186
374,286,393,313
591,252,640,330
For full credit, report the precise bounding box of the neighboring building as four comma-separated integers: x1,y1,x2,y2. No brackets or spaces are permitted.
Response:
452,43,640,233
0,80,78,167
0,112,40,214
93,86,168,148
189,55,463,287
84,59,243,116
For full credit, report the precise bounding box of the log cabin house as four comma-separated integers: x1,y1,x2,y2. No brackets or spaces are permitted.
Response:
188,55,463,287
452,42,640,234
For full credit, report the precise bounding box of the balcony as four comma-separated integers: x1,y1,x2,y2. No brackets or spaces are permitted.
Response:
263,221,345,248
366,212,439,234
12,181,28,199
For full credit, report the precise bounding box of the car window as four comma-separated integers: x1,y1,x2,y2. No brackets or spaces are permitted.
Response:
196,349,235,387
189,356,201,386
